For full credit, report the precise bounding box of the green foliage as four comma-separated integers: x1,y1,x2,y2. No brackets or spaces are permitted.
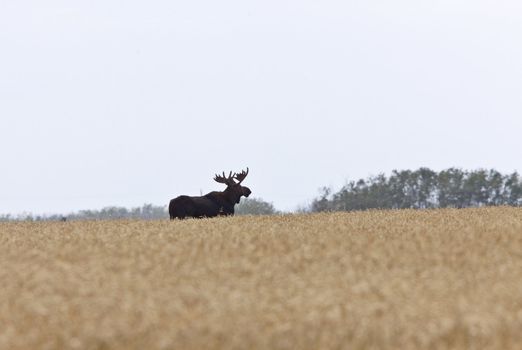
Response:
68,204,167,220
1,204,168,222
235,197,279,216
311,168,522,212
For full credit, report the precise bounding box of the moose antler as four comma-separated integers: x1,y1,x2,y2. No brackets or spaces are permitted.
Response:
214,171,236,186
234,167,249,184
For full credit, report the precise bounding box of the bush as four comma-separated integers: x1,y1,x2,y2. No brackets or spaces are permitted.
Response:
235,197,279,215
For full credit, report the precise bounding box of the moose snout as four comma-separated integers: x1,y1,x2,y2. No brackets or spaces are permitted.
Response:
243,187,252,197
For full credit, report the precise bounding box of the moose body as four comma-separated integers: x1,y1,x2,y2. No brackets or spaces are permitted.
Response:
169,168,251,220
168,193,235,219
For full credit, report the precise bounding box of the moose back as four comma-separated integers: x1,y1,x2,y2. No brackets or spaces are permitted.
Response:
169,168,251,219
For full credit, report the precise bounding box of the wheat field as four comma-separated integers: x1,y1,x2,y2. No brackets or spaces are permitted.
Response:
1,207,522,349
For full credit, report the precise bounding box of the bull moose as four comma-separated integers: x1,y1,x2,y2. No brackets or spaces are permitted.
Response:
169,168,251,219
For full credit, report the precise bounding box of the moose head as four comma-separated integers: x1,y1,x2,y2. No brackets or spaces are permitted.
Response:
213,168,251,204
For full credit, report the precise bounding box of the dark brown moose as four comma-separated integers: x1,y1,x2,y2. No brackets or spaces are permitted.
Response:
169,168,251,219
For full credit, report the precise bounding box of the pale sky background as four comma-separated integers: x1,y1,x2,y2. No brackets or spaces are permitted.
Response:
1,0,521,215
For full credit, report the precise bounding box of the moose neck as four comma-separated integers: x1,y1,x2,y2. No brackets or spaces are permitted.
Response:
223,186,241,204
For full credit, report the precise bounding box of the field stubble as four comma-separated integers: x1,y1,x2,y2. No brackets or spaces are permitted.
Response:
1,207,522,349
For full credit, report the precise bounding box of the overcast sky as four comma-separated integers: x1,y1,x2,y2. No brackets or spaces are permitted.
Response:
1,0,521,214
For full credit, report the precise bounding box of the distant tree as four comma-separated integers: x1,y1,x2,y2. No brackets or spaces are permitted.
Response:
504,172,522,206
415,168,438,208
311,187,332,212
437,168,466,208
235,197,279,215
487,169,505,206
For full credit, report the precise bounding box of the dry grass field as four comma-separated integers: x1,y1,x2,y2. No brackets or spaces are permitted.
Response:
2,207,522,349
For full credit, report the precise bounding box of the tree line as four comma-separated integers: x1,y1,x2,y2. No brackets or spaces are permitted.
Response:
2,168,521,221
311,168,522,212
0,204,168,222
0,198,279,222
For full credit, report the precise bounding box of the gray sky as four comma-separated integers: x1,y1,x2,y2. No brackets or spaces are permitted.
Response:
1,0,521,214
